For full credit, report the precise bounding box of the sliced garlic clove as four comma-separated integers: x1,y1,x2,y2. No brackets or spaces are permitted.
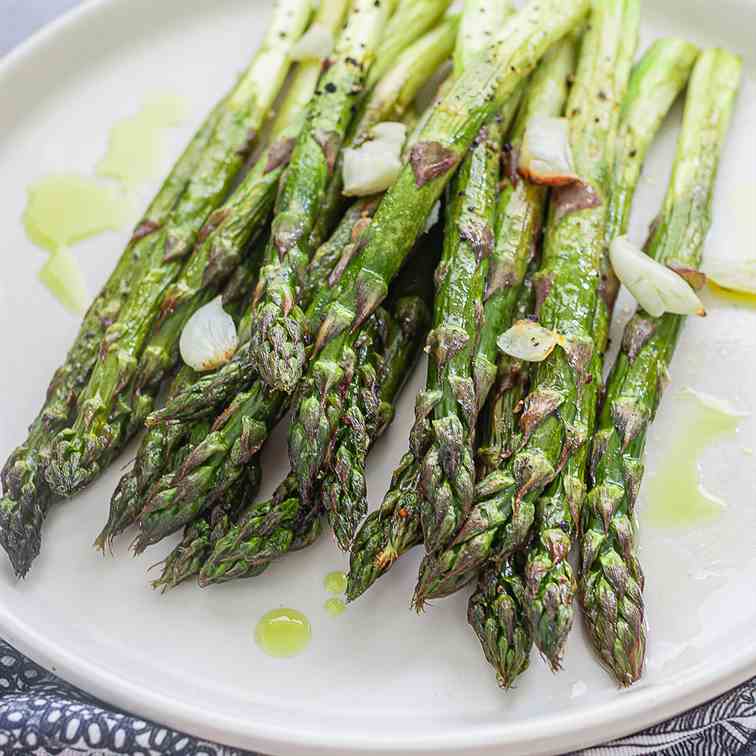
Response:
342,122,407,197
290,23,334,62
518,115,578,186
610,236,706,318
497,319,565,362
180,295,238,372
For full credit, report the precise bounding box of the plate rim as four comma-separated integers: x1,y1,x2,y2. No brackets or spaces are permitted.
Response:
1,1,755,754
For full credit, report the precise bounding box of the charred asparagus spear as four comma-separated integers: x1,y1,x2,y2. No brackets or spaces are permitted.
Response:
525,36,698,672
248,0,394,393
152,458,262,591
289,0,589,512
46,0,312,497
200,244,435,584
0,92,228,577
414,0,640,608
149,18,459,426
346,31,579,602
581,48,740,686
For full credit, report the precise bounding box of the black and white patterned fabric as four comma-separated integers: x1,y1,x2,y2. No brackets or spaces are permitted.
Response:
0,640,754,756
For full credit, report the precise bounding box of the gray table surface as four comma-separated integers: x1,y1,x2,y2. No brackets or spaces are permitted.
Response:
2,3,756,756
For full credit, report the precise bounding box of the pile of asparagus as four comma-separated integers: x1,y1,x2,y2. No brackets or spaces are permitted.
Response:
1,0,741,688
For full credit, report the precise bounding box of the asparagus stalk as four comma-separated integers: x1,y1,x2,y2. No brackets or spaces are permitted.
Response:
468,557,532,689
46,0,312,497
96,249,265,549
248,0,393,393
322,244,437,548
201,248,434,584
313,15,461,242
152,458,262,591
526,37,698,671
366,0,452,90
289,0,589,507
473,36,578,409
345,23,578,602
133,0,351,398
130,180,389,550
414,0,640,608
414,0,519,555
198,474,320,586
0,97,231,578
581,48,740,686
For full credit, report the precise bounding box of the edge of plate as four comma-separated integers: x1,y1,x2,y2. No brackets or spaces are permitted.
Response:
1,1,755,754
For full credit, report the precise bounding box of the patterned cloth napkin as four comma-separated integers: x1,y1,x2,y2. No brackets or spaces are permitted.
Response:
0,640,754,756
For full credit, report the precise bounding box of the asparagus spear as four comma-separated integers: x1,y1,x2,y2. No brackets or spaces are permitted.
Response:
525,37,698,671
201,248,434,584
414,0,640,607
322,244,437,548
366,0,452,90
0,97,231,578
96,249,265,549
248,0,393,393
415,0,519,555
468,557,532,689
46,0,312,497
149,21,459,427
313,15,461,242
133,0,351,398
473,36,578,410
289,0,589,507
345,30,579,602
152,458,262,591
581,48,740,686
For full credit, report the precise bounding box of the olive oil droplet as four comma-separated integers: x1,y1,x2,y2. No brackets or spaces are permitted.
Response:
254,608,311,658
325,598,346,617
97,95,189,187
645,389,744,528
23,175,129,254
324,571,347,594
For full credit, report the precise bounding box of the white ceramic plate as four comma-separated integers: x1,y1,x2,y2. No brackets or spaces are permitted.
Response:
1,1,755,754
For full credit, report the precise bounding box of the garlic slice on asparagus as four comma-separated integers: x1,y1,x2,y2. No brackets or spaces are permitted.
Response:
518,115,578,185
342,122,407,197
610,236,706,317
497,320,566,362
180,295,238,372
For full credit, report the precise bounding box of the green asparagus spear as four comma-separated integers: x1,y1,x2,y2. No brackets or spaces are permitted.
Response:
201,248,434,584
473,36,578,408
414,0,639,608
133,0,351,398
0,97,231,578
46,0,312,497
96,248,265,549
525,37,698,672
322,241,437,549
468,557,532,688
346,8,578,601
581,48,740,686
414,0,518,556
148,19,461,426
313,14,461,242
152,458,262,591
248,0,393,393
366,0,452,90
289,0,589,507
